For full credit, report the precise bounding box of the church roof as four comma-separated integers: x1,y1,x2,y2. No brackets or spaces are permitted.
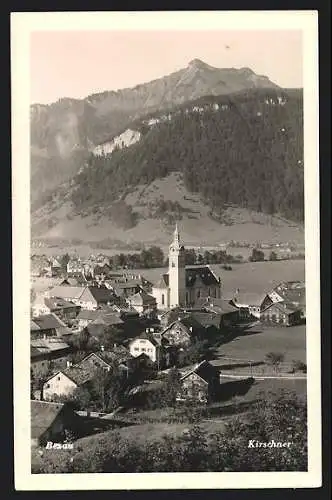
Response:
154,273,169,289
185,266,220,288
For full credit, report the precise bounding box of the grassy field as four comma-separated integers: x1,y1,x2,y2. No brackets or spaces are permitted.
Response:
211,324,306,365
136,259,305,295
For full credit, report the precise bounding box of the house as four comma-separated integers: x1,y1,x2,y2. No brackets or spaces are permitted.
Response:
198,297,240,328
110,280,144,299
78,347,137,375
261,281,306,319
76,308,124,330
161,316,204,348
260,302,302,326
159,307,186,328
125,290,157,315
31,313,72,339
152,225,221,310
177,360,220,404
43,365,96,400
43,297,81,323
59,276,86,287
230,292,266,319
129,331,164,367
31,400,82,447
47,285,116,310
31,337,72,377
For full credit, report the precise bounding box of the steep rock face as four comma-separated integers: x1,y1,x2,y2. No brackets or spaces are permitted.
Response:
30,60,279,201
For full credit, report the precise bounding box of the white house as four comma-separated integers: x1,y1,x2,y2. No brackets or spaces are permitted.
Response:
128,331,163,365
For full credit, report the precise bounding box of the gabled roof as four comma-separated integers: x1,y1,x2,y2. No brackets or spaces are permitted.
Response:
30,320,41,331
44,297,78,310
83,286,115,303
197,298,239,315
126,290,156,305
31,401,69,439
262,301,302,315
232,293,266,307
32,313,67,331
131,330,160,347
153,274,169,289
57,365,96,386
31,338,71,356
185,266,220,288
181,360,219,383
189,311,222,328
48,286,86,300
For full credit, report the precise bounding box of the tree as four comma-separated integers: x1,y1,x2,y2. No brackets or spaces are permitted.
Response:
59,253,70,270
269,251,278,261
265,352,285,372
249,248,265,262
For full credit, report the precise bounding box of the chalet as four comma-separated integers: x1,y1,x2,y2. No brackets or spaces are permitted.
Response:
261,281,306,319
161,316,204,348
31,313,72,339
125,290,157,315
78,347,137,375
260,302,302,326
177,360,220,404
31,337,72,377
43,365,96,400
31,400,82,447
129,331,164,367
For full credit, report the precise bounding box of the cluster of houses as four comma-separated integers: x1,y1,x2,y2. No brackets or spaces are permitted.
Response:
30,226,306,448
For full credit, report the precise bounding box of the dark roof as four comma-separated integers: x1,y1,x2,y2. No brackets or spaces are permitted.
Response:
32,313,67,331
61,365,96,386
31,401,67,439
181,360,219,383
30,320,41,331
77,309,124,326
176,315,205,332
189,311,222,328
197,298,239,315
185,266,220,288
85,286,115,303
85,323,108,337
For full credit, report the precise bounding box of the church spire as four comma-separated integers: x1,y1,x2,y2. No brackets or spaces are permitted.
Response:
173,223,180,245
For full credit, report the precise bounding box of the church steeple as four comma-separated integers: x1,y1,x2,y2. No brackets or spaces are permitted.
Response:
168,223,186,308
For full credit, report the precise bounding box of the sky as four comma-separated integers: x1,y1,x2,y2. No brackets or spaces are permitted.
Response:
30,30,303,104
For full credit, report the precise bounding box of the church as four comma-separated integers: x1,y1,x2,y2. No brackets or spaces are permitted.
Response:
152,225,222,310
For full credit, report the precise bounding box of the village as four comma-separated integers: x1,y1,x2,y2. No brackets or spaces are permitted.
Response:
30,226,306,451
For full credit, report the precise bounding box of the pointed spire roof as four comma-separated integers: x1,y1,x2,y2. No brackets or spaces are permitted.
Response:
170,223,183,251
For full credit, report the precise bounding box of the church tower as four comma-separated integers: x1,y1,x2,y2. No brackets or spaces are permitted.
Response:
168,224,186,308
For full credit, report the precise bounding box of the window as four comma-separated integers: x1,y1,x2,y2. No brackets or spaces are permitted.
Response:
162,294,165,305
46,384,50,388
134,347,139,351
141,348,146,352
213,288,217,298
197,290,201,298
57,377,61,381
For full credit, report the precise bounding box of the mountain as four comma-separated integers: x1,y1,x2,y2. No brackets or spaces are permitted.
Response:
31,88,304,247
30,59,279,204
